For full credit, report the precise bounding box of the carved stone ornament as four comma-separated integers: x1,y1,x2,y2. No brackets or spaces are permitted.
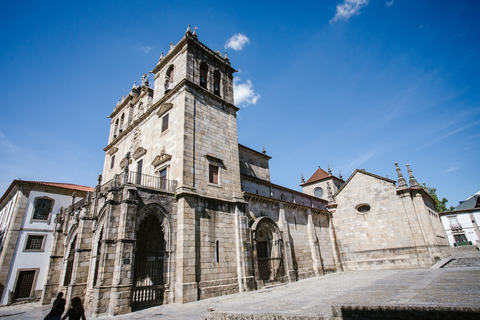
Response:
152,149,172,168
132,146,147,160
130,128,141,152
120,157,133,169
107,146,118,156
156,103,173,118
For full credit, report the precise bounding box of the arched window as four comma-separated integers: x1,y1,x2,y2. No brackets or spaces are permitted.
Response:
119,113,125,133
165,65,174,93
63,237,76,286
114,119,119,137
280,194,285,201
200,62,208,89
213,70,221,96
93,228,103,287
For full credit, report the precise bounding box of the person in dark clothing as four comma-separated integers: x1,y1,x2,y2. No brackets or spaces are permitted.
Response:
61,297,86,320
45,292,66,320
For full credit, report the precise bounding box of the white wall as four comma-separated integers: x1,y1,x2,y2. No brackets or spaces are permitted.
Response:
0,190,82,305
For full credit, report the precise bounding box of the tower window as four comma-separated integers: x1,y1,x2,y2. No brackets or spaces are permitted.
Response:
114,119,119,138
165,65,174,93
161,113,169,132
200,62,208,89
209,165,219,184
119,113,125,132
110,155,115,169
213,70,221,96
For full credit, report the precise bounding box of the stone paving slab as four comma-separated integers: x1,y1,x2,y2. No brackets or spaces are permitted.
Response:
0,248,479,319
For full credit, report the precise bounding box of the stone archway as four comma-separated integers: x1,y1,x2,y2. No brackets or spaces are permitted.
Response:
251,217,285,284
132,205,170,310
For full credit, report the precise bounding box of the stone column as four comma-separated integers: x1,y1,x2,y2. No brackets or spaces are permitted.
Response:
306,209,323,277
276,203,296,282
107,186,137,315
41,211,66,305
175,195,198,303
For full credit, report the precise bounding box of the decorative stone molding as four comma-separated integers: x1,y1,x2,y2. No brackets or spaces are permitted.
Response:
156,103,173,118
107,147,118,156
120,158,133,169
205,154,225,168
152,147,172,168
132,146,147,160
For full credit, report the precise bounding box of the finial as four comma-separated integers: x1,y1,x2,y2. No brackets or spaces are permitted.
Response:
395,162,408,188
224,51,229,60
132,81,137,89
327,182,334,203
97,174,102,184
193,26,198,37
262,146,266,154
186,24,191,33
169,42,174,51
301,173,305,184
318,165,321,169
339,170,343,180
158,52,164,63
116,99,120,106
328,165,332,175
406,164,419,187
142,73,149,86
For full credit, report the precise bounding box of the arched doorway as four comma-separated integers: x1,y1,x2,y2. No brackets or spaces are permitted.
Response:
132,214,167,310
252,218,285,283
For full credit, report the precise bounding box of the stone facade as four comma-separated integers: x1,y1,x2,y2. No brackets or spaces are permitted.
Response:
39,29,450,318
323,167,451,271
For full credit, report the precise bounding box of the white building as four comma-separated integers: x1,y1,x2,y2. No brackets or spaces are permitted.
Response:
0,180,93,305
440,191,480,247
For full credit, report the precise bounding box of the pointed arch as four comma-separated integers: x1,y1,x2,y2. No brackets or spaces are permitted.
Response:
251,217,285,283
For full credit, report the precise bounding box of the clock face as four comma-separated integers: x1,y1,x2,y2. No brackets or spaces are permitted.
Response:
314,187,324,198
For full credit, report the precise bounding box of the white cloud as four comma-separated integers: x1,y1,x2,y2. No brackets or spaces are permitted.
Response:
141,46,152,53
442,166,459,174
385,0,394,7
330,0,369,23
225,34,250,51
346,151,375,171
234,77,260,107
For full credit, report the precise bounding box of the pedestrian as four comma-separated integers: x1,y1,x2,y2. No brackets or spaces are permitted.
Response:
44,292,66,320
61,297,86,320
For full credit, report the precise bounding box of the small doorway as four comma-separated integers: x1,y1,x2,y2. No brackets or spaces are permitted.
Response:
454,234,469,246
13,270,36,300
254,219,284,283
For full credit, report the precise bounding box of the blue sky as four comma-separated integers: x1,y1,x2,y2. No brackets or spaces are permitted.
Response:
1,0,479,207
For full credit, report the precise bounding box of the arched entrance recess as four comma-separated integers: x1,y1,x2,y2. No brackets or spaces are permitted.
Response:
251,217,285,283
132,204,170,310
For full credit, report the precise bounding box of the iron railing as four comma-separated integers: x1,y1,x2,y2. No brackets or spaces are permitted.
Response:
100,172,176,193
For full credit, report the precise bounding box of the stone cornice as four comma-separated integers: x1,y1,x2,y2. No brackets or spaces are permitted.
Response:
241,174,328,204
243,191,329,216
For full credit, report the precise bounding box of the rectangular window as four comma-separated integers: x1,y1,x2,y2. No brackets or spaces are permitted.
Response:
209,165,219,184
159,168,167,190
14,270,36,299
33,198,53,220
110,155,115,169
162,113,169,132
25,235,44,251
136,160,143,185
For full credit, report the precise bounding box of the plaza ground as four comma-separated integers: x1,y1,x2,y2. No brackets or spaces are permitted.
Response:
1,246,479,319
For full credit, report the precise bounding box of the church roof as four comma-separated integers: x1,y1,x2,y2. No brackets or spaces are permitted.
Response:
305,167,330,184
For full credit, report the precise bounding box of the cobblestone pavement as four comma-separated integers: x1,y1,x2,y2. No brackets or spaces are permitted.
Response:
1,246,479,319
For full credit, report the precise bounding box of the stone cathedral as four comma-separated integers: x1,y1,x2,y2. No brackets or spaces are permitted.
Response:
41,29,450,317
